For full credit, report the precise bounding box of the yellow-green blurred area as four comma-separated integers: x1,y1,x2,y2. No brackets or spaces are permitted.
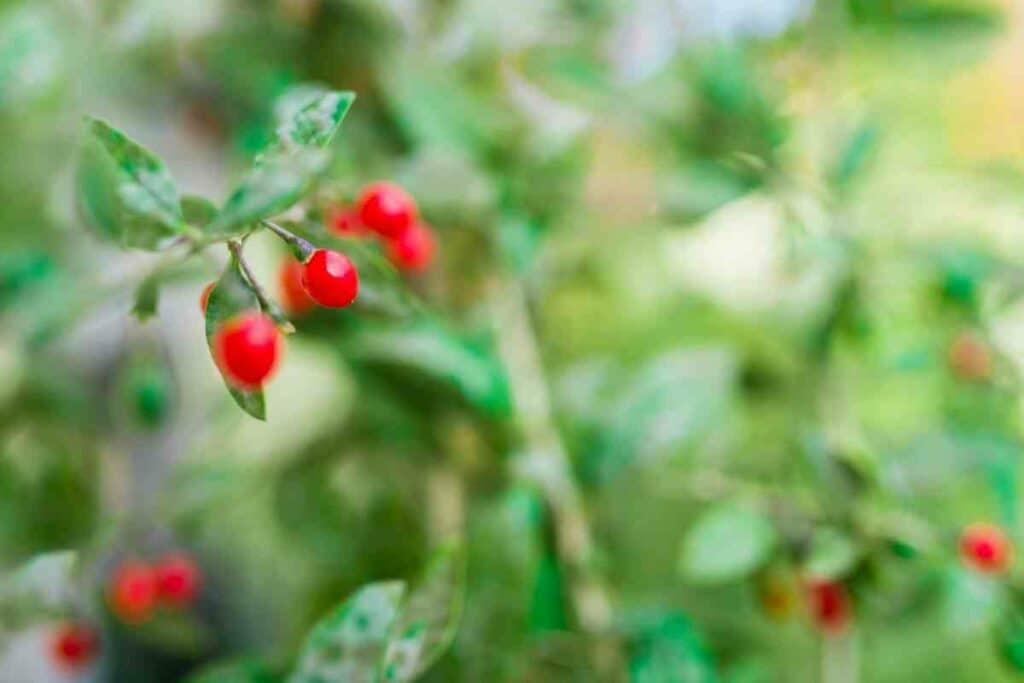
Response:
6,0,1024,681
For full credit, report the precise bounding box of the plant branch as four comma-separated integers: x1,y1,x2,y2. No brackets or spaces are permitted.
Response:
262,220,315,261
227,240,295,333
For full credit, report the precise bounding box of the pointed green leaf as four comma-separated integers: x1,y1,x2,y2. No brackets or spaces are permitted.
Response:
290,581,406,683
275,87,355,149
382,541,465,682
132,272,161,321
204,257,266,420
76,117,184,249
207,148,328,237
680,503,776,584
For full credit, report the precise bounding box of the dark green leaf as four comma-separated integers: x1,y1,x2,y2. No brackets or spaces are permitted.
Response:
680,503,776,584
289,581,406,683
382,540,466,682
629,613,716,683
348,322,511,417
207,148,328,237
132,272,161,320
204,257,266,420
76,117,184,249
186,657,280,683
275,87,355,149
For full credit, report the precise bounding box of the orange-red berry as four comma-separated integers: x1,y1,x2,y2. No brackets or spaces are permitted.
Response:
948,331,991,382
301,249,359,308
108,561,157,624
806,579,851,633
214,312,283,389
387,222,436,272
327,206,366,236
154,553,202,608
357,182,417,238
278,259,315,316
49,622,99,670
960,522,1011,573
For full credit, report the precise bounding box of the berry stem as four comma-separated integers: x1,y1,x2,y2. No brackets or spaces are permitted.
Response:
227,240,295,334
261,220,315,261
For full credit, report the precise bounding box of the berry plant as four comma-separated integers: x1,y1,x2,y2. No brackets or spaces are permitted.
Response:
4,1,1024,682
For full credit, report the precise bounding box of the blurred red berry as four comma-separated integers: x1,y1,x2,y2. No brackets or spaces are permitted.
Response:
49,622,99,671
214,312,283,389
155,553,202,608
357,182,417,237
199,282,215,314
278,259,315,316
108,561,157,624
960,522,1011,573
301,249,359,308
387,222,436,272
948,331,992,382
806,579,851,633
326,206,366,236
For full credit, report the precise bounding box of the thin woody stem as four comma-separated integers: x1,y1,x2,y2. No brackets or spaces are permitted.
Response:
227,240,295,333
261,220,315,261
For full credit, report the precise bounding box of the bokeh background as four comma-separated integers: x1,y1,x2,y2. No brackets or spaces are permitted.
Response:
3,0,1024,680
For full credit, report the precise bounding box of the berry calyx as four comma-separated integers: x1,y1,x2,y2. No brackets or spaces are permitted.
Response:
357,182,417,237
805,579,851,633
49,622,99,671
108,561,157,624
757,574,795,621
214,312,283,389
387,222,436,272
327,206,366,236
278,259,315,316
960,522,1011,573
948,331,991,382
301,249,359,308
154,553,202,608
199,282,215,314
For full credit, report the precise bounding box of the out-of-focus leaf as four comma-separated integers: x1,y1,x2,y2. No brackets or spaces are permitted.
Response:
274,86,355,149
207,147,328,237
349,322,510,417
804,527,859,579
528,552,568,633
186,657,280,683
945,566,1001,634
76,118,184,249
830,122,879,189
182,195,218,228
680,503,776,584
0,6,66,108
132,271,161,320
382,540,465,682
289,581,406,683
629,613,716,683
204,256,265,419
0,551,76,640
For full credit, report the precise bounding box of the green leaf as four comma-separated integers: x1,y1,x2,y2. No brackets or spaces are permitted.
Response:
186,657,280,683
204,257,266,420
76,117,184,249
132,271,161,320
275,86,355,149
207,148,328,237
382,540,466,682
629,613,716,683
0,551,77,642
804,527,858,579
182,195,218,228
348,322,511,417
680,503,776,584
289,581,406,683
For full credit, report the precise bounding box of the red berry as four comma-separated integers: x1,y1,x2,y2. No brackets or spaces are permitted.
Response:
214,312,283,389
948,331,991,382
108,561,157,624
301,249,359,308
357,182,417,237
278,259,315,316
199,282,215,314
387,222,436,272
49,622,99,671
155,553,202,608
327,206,366,236
960,522,1011,573
806,579,851,633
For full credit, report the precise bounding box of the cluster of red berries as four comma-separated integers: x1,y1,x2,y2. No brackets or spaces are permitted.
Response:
959,522,1012,574
107,553,202,624
328,181,436,272
49,621,99,671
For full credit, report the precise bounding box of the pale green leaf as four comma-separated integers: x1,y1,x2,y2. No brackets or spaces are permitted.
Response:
680,504,776,584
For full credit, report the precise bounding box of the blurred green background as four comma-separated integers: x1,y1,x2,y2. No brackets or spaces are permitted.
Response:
4,0,1024,680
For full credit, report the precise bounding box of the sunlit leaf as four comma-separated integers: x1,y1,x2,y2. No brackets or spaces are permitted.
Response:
680,503,776,584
